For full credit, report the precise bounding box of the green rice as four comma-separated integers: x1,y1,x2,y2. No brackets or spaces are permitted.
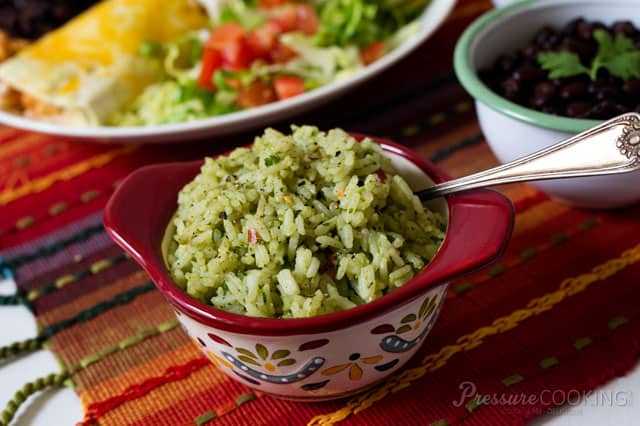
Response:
165,125,446,318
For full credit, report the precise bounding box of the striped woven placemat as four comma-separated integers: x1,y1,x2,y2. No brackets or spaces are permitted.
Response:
2,1,640,424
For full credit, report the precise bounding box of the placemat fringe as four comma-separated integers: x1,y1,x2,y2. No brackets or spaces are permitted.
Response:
0,372,70,426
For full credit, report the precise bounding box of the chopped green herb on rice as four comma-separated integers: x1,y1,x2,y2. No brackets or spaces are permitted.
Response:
165,125,445,318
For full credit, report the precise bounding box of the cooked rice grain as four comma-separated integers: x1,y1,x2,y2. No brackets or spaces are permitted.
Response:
166,126,445,318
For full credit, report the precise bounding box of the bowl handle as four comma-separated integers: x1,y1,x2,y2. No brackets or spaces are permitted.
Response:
418,190,514,288
104,161,202,272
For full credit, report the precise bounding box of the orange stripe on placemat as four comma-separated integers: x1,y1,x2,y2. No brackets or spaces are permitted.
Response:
49,292,177,371
0,130,43,162
308,242,640,425
512,200,569,237
439,143,500,178
80,357,210,425
0,144,138,205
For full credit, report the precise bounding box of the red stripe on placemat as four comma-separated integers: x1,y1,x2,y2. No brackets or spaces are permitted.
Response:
80,358,210,425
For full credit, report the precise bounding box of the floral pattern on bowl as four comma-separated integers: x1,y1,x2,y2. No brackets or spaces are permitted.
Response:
181,285,448,399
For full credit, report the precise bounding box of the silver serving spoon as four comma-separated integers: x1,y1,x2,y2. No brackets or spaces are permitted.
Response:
416,112,640,201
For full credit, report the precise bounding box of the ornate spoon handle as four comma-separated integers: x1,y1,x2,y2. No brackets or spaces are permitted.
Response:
417,112,640,201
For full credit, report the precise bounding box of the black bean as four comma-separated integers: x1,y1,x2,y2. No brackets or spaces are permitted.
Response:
534,26,557,47
0,0,99,39
541,105,560,115
576,21,594,40
512,65,544,82
612,20,637,37
562,18,586,37
560,81,587,100
595,85,620,101
482,18,640,121
566,101,594,118
614,103,629,114
592,21,608,33
494,53,520,74
588,100,618,119
560,37,592,61
501,78,521,101
523,44,540,59
532,82,556,106
623,79,640,97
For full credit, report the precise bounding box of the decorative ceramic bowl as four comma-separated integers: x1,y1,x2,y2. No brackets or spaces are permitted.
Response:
454,0,640,209
104,136,514,400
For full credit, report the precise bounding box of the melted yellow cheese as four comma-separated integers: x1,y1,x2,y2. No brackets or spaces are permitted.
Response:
22,0,208,66
0,0,208,125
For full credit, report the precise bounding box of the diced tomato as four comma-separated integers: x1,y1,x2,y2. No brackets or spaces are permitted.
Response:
220,37,254,70
269,5,319,36
246,22,279,59
269,40,297,63
361,41,386,65
273,76,305,100
206,23,245,50
197,48,222,90
321,252,337,277
268,6,298,33
247,228,260,244
295,5,319,35
257,0,288,8
236,79,277,108
375,169,387,183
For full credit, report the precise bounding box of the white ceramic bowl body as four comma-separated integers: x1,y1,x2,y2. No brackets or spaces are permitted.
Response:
455,0,640,209
179,284,447,400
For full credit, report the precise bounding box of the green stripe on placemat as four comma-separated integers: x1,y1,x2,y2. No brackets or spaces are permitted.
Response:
429,133,484,163
539,357,560,369
43,282,155,337
465,396,483,413
2,223,104,271
195,411,217,426
608,317,628,330
26,254,128,302
502,374,524,387
0,282,155,361
574,338,593,350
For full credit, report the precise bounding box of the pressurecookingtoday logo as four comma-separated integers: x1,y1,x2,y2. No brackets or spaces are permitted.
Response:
452,381,633,409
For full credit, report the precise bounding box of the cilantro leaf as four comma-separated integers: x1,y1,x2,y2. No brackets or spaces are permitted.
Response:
603,51,640,80
264,155,281,167
591,29,640,80
537,28,640,81
537,51,589,79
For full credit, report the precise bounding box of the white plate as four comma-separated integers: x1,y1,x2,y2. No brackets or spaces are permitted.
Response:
0,0,455,144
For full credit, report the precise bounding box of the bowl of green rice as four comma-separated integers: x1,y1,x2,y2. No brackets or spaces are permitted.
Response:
105,126,513,400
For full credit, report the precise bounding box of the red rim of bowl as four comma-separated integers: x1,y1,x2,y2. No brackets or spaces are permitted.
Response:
104,135,514,336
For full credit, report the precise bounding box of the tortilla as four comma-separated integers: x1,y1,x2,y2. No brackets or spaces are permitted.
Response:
0,0,208,125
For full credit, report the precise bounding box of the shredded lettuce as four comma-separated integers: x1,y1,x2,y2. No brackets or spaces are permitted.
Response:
273,33,362,83
115,0,429,126
313,0,428,47
110,81,238,125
